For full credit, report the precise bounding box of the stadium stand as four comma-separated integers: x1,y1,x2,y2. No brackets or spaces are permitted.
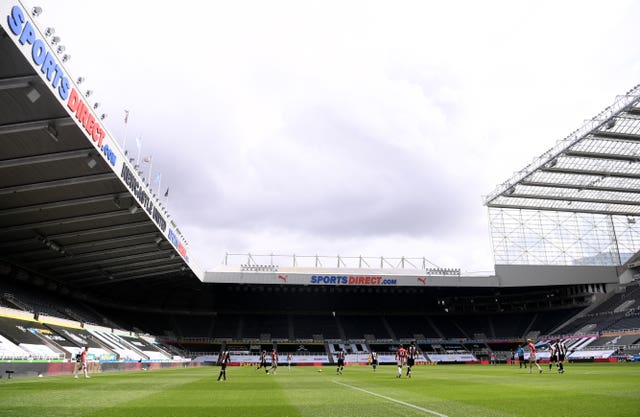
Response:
2,3,640,374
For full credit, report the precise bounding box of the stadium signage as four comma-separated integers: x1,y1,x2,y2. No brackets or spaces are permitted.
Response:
120,164,167,232
6,5,108,150
168,229,189,261
310,275,397,286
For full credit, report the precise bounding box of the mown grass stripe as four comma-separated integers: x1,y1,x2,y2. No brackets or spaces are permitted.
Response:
332,379,449,417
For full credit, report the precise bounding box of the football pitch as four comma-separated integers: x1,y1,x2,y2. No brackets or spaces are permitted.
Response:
0,363,638,417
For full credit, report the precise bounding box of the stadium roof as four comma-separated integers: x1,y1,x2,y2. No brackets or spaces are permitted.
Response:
0,4,202,298
485,85,640,217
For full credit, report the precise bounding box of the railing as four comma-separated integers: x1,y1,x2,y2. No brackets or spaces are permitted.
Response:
0,353,65,361
226,253,461,274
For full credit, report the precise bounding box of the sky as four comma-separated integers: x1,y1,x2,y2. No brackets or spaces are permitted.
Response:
23,0,640,274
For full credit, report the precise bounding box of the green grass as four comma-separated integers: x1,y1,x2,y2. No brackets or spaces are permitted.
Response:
0,363,639,417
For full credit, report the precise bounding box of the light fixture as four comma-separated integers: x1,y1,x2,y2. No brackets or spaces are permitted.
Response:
56,45,65,54
44,27,54,37
155,236,163,244
62,54,71,63
76,76,85,84
129,205,139,214
606,118,616,130
93,102,100,109
31,6,42,17
169,253,176,259
86,153,97,169
85,90,93,97
51,36,60,45
113,195,121,208
26,86,41,103
100,113,107,120
45,124,58,141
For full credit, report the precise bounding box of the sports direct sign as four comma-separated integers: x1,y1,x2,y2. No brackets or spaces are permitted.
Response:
5,5,106,148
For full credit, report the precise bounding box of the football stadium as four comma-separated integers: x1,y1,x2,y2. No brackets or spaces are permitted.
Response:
1,2,640,416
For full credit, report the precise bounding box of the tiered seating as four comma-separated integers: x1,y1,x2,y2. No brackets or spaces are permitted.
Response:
173,315,214,338
385,315,440,339
490,313,534,338
292,315,340,339
241,314,289,339
340,315,389,340
209,314,240,340
431,316,467,339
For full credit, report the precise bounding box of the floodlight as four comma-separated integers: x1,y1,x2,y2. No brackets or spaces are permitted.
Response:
86,154,97,169
44,27,54,37
31,6,42,17
26,87,41,103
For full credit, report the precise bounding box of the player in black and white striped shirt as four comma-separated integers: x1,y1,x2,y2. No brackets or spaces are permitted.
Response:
407,342,417,378
336,348,345,375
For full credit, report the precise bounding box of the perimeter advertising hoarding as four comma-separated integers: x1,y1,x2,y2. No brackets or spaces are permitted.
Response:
0,1,200,278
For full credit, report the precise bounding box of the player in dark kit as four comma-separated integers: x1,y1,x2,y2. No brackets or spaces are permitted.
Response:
406,342,417,378
217,349,230,381
517,345,525,368
336,348,345,375
548,341,557,371
370,351,379,372
257,350,269,373
555,339,567,373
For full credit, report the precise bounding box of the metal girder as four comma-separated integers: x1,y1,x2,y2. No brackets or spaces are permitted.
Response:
0,220,152,249
74,262,184,285
590,131,640,143
33,242,167,266
47,249,174,273
0,74,40,90
0,117,74,135
64,231,162,250
506,192,640,206
587,131,640,143
6,231,160,258
0,148,93,168
0,172,116,196
0,210,138,234
542,166,640,180
61,256,178,278
486,201,640,217
563,150,640,163
520,179,640,194
0,192,131,217
83,268,184,287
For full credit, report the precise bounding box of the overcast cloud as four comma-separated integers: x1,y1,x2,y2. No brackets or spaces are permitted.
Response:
25,0,640,274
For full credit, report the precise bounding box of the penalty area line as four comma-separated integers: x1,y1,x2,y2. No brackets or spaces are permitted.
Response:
332,380,449,417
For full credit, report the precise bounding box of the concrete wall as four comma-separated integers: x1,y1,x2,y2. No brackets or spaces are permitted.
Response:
495,264,619,287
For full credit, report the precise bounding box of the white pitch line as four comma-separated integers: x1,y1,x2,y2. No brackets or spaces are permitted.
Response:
332,380,449,417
